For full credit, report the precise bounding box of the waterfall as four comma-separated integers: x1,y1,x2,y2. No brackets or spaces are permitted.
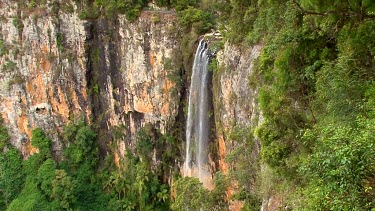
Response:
184,40,211,188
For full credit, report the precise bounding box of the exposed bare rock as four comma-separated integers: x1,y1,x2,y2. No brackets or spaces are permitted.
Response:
214,42,263,210
0,1,181,158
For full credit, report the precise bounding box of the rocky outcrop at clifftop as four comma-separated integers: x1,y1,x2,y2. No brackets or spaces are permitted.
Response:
0,1,182,157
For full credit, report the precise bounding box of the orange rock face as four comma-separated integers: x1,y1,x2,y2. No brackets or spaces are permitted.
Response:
0,2,180,160
0,2,90,157
134,83,154,114
214,43,263,210
114,151,120,169
218,135,229,174
24,141,39,156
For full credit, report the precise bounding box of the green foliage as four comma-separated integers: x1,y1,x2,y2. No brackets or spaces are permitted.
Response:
299,113,375,209
166,70,182,97
22,153,45,178
110,124,126,140
226,0,258,43
0,39,7,57
74,0,99,19
0,148,23,209
225,126,262,208
37,159,56,198
4,128,58,210
178,6,214,34
208,57,218,72
170,0,198,11
180,32,199,77
63,121,98,168
158,132,181,176
299,0,375,17
29,0,37,8
154,0,170,8
164,56,183,96
11,17,23,32
135,127,154,163
2,1,374,210
6,122,111,210
215,0,375,208
93,83,99,94
0,118,9,151
171,177,211,210
104,151,171,210
152,14,161,23
8,190,51,211
8,155,53,211
24,0,47,9
315,20,375,123
75,0,149,21
3,60,17,72
172,173,229,210
163,58,173,70
295,25,375,206
77,6,100,20
210,171,230,208
51,169,77,209
101,123,185,210
8,75,25,89
31,128,52,157
55,33,63,51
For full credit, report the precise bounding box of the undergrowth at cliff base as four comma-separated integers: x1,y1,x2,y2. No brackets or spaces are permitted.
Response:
0,121,186,210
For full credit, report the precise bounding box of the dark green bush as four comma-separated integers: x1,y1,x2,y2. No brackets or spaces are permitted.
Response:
178,6,214,34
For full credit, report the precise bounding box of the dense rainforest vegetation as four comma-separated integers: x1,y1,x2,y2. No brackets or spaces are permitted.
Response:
0,120,174,210
233,0,375,209
1,0,375,210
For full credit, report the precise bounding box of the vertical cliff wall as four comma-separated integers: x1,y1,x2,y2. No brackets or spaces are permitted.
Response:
86,11,182,156
0,1,90,156
214,42,263,171
214,42,263,210
0,1,182,158
215,42,263,137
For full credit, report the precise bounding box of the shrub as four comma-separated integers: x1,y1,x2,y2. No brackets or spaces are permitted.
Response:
178,6,214,34
31,128,52,157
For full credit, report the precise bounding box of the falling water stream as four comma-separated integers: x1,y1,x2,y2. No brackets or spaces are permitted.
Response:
184,40,211,188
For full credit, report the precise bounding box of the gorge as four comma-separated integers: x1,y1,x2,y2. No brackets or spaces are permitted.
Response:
0,0,375,210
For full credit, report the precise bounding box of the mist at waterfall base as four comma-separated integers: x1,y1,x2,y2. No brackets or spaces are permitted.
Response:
184,40,212,189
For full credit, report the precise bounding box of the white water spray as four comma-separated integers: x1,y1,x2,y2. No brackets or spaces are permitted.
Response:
184,40,211,188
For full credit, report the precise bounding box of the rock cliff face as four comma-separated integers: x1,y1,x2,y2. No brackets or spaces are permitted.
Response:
215,42,263,169
0,1,181,158
214,43,282,210
215,42,263,135
214,42,263,210
0,1,89,156
86,11,181,156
